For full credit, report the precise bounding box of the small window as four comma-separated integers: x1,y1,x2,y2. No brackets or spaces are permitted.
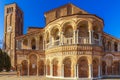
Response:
7,7,13,13
114,42,118,52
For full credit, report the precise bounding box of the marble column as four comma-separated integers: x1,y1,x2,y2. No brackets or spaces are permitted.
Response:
98,65,101,78
60,32,64,45
76,30,79,44
61,64,64,77
89,64,93,79
98,33,102,46
105,66,107,75
50,64,53,77
74,64,76,78
76,64,79,78
73,30,76,44
88,30,94,44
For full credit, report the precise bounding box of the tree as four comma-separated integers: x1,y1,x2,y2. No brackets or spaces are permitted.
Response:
0,49,11,72
3,52,11,72
0,49,4,72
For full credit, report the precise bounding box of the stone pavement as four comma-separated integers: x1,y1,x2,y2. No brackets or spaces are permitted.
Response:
0,76,120,80
0,76,46,80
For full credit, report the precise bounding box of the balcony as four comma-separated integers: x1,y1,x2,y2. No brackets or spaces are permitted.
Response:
45,37,100,49
78,37,89,44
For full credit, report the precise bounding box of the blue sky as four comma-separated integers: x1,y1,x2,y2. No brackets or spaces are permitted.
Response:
0,0,120,42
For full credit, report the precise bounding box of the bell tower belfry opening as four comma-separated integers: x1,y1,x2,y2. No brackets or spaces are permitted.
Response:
3,3,23,68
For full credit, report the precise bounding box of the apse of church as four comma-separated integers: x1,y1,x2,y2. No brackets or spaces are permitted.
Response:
4,3,120,79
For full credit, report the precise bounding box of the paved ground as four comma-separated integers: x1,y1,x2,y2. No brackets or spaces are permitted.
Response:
0,76,45,80
0,75,120,80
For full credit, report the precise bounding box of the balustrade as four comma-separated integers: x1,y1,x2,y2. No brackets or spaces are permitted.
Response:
45,36,101,49
63,37,73,45
18,30,102,50
53,39,60,46
78,37,89,44
94,38,99,45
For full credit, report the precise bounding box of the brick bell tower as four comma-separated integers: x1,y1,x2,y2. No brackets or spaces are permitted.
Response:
3,3,23,68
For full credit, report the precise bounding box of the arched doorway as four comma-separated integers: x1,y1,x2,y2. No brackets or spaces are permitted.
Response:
102,61,106,75
38,60,44,76
77,57,88,78
112,61,119,75
106,56,113,75
46,60,50,75
21,60,28,76
93,58,99,77
29,54,37,75
52,59,58,76
63,57,72,77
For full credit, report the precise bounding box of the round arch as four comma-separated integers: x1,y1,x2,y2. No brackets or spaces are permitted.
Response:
105,56,113,75
76,20,89,37
51,27,60,40
29,54,37,75
61,20,76,31
93,58,99,77
38,60,44,76
45,31,50,44
52,58,59,76
21,60,28,76
62,22,74,38
112,61,119,75
102,61,106,75
23,39,28,49
63,57,72,77
31,38,36,50
77,56,89,78
46,59,50,75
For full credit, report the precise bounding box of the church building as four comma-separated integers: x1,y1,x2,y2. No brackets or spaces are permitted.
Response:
3,3,120,79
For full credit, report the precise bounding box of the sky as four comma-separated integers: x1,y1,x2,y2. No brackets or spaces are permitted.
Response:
0,0,120,43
